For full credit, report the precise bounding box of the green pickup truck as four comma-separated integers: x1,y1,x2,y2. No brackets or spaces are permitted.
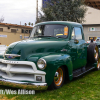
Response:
0,21,99,90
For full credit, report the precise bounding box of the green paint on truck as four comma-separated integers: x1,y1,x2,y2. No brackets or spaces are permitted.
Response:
0,21,99,90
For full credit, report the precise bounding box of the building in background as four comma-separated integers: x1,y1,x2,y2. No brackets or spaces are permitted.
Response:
83,0,100,41
0,23,33,45
83,6,100,41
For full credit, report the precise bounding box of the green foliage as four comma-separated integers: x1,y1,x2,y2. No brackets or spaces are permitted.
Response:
28,22,31,25
39,0,87,23
25,23,27,26
31,23,33,26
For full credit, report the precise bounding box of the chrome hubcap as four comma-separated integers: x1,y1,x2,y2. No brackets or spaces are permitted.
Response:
54,68,63,86
97,58,100,69
54,72,59,81
94,47,98,59
97,61,99,68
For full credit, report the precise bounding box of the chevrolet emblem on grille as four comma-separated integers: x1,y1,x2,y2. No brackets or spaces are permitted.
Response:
5,54,21,59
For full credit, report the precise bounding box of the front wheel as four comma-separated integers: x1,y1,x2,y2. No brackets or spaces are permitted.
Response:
48,66,65,89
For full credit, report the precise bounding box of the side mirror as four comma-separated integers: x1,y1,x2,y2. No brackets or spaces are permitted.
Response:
74,39,79,44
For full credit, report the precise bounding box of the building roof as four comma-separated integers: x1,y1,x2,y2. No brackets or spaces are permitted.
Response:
83,6,100,24
85,0,100,10
0,23,33,29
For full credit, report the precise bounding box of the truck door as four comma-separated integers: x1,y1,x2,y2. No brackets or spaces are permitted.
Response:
70,27,87,70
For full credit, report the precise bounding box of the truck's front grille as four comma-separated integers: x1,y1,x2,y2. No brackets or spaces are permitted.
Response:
0,70,6,76
10,64,34,74
0,60,46,82
0,63,35,81
2,73,35,81
0,62,7,68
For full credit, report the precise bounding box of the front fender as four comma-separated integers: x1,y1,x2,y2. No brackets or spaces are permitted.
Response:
41,54,73,86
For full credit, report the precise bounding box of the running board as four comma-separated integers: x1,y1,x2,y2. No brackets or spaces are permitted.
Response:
73,66,95,78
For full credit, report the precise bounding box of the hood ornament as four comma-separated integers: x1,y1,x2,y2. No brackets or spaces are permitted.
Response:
5,54,21,59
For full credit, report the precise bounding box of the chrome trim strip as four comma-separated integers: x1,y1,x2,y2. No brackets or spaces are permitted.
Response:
5,54,21,57
5,54,21,59
0,78,48,90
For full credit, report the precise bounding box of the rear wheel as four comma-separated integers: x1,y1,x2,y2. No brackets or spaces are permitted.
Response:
87,43,100,70
87,43,99,63
48,66,65,89
96,57,100,70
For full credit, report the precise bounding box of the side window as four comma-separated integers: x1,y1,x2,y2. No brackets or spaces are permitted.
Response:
74,27,82,39
34,26,44,36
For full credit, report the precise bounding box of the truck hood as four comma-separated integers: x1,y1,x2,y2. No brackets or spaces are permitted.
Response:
4,38,69,61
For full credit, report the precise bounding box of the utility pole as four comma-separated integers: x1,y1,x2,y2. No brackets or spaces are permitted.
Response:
36,0,38,22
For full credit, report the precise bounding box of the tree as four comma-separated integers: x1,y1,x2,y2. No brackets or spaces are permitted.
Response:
28,22,31,26
31,23,33,26
0,16,4,23
39,0,87,23
25,23,27,26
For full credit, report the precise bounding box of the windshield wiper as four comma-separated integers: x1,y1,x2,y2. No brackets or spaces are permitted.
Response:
56,36,66,39
35,35,54,37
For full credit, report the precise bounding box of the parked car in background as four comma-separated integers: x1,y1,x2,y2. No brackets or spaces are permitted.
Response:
96,37,100,42
87,41,90,43
0,45,7,54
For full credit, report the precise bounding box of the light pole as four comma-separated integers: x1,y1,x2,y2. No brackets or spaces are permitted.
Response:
36,0,38,22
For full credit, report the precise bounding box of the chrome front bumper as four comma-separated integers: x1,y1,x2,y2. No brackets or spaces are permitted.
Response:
0,78,48,90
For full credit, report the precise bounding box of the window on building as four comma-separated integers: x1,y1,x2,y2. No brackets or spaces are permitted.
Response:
25,30,28,33
22,29,24,33
22,29,29,33
11,29,16,33
0,28,3,32
89,37,97,41
29,30,32,34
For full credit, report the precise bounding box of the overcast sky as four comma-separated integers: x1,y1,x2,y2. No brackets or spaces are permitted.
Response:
0,0,42,25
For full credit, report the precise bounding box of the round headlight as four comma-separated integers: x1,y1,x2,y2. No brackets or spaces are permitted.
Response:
37,58,46,70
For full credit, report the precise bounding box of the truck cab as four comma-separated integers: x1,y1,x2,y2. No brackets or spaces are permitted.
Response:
0,21,99,90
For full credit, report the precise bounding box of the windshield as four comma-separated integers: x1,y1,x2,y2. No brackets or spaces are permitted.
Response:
30,24,68,38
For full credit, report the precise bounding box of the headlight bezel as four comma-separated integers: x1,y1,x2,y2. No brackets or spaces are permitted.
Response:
37,58,46,70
